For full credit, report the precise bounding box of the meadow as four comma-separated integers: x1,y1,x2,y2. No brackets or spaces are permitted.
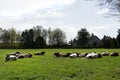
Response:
0,49,120,80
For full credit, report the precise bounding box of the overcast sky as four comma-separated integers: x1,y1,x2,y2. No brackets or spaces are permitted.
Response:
0,0,120,41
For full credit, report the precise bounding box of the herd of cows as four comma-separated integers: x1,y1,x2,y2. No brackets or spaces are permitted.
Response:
5,51,119,61
54,51,119,58
5,51,45,61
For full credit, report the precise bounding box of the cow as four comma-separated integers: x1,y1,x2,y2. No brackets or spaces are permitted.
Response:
86,52,102,59
69,53,77,58
54,52,68,57
34,51,45,55
18,54,25,59
5,54,17,61
54,52,62,57
102,51,109,56
110,51,119,56
65,53,72,57
24,53,33,58
79,53,88,57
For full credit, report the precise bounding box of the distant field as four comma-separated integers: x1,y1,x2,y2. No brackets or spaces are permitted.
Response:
0,49,120,80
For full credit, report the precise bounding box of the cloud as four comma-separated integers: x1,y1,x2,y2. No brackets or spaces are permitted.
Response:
0,0,76,17
98,8,109,14
43,11,64,18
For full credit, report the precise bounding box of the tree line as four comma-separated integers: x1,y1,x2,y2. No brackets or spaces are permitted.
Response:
0,26,120,48
70,28,120,48
0,26,66,48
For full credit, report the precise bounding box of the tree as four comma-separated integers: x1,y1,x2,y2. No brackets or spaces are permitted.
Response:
33,26,47,44
116,29,120,47
20,30,28,48
71,38,78,47
16,31,21,43
23,29,34,48
102,35,111,48
28,29,34,48
41,29,48,43
48,28,53,45
9,28,17,46
69,39,73,47
101,35,118,48
94,0,120,17
35,36,46,48
52,28,66,46
77,28,90,47
20,29,34,48
33,26,42,41
85,0,120,18
110,38,118,48
0,28,21,48
2,29,10,44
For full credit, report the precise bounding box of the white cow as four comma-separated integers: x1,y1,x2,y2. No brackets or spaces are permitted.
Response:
5,55,17,61
86,52,101,59
102,51,109,56
69,53,77,58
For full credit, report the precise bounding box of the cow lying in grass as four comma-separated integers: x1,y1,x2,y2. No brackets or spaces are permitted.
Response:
17,54,24,58
54,52,63,57
102,51,109,56
5,51,21,61
18,53,33,58
86,52,102,59
54,52,72,57
54,52,79,58
8,51,21,57
54,51,103,59
34,51,45,55
5,52,33,61
69,53,78,58
79,53,88,57
110,51,119,56
5,54,17,61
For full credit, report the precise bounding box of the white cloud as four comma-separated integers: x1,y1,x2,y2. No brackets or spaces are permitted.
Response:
98,8,109,14
0,0,76,17
43,11,63,18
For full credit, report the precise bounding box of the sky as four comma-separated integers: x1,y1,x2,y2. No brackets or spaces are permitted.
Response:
0,0,120,41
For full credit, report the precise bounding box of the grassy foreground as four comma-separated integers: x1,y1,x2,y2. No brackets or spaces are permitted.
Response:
0,49,120,80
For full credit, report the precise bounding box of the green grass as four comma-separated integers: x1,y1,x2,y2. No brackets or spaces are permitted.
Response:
0,49,120,80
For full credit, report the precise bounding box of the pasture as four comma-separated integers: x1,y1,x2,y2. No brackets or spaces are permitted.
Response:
0,49,120,80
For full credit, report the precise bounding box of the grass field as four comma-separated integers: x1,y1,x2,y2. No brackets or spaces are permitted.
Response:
0,49,120,80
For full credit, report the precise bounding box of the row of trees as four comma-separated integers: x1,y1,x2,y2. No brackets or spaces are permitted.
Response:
0,26,120,48
20,26,66,48
0,28,21,48
70,28,120,48
0,26,66,48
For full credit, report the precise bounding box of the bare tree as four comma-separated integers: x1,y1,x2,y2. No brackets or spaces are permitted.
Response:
52,28,66,46
2,29,10,44
48,27,53,45
33,25,42,41
9,27,17,45
41,29,48,43
93,0,120,17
